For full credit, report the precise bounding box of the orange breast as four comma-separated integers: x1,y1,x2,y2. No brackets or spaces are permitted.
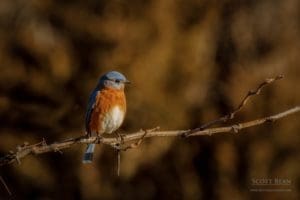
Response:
89,87,126,134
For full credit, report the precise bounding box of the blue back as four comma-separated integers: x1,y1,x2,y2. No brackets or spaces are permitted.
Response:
85,87,98,133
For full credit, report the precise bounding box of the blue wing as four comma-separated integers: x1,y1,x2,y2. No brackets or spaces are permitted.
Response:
85,88,99,134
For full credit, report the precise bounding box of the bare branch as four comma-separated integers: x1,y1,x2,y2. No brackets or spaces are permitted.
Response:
0,106,299,167
196,75,284,131
185,106,300,136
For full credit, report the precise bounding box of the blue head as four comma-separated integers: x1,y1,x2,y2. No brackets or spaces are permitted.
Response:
98,71,130,90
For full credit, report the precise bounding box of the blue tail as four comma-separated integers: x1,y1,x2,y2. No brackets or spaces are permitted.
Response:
82,144,96,163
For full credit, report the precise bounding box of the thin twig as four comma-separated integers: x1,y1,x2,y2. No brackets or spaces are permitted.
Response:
193,75,284,132
117,150,121,176
0,175,12,196
114,127,157,176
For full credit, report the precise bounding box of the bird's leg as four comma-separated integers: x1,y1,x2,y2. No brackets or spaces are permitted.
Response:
84,130,92,139
112,131,125,150
117,132,125,146
95,132,103,144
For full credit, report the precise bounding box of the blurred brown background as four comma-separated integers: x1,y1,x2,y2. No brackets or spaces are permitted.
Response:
0,0,299,199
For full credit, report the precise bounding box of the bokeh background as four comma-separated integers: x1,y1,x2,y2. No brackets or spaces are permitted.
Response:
0,0,299,199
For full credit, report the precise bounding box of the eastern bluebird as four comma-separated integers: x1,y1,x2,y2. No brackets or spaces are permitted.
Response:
82,71,130,163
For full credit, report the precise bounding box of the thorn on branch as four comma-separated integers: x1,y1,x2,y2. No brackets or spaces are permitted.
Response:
231,125,240,133
42,138,47,146
52,146,63,154
182,129,198,137
181,129,191,138
16,155,21,165
206,131,212,136
228,113,235,119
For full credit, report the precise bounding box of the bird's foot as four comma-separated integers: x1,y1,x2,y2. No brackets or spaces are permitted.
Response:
95,135,103,144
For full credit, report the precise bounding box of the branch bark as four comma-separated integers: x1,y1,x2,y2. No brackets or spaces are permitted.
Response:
0,75,299,167
1,106,299,167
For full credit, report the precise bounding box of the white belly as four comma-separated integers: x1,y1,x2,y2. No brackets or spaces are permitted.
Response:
101,106,125,133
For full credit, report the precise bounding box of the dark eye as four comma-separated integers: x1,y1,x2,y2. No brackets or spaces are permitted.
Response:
115,79,120,83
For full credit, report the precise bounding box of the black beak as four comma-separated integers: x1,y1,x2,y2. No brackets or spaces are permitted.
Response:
124,79,131,84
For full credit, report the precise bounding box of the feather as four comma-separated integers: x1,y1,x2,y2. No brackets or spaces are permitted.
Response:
82,143,96,163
